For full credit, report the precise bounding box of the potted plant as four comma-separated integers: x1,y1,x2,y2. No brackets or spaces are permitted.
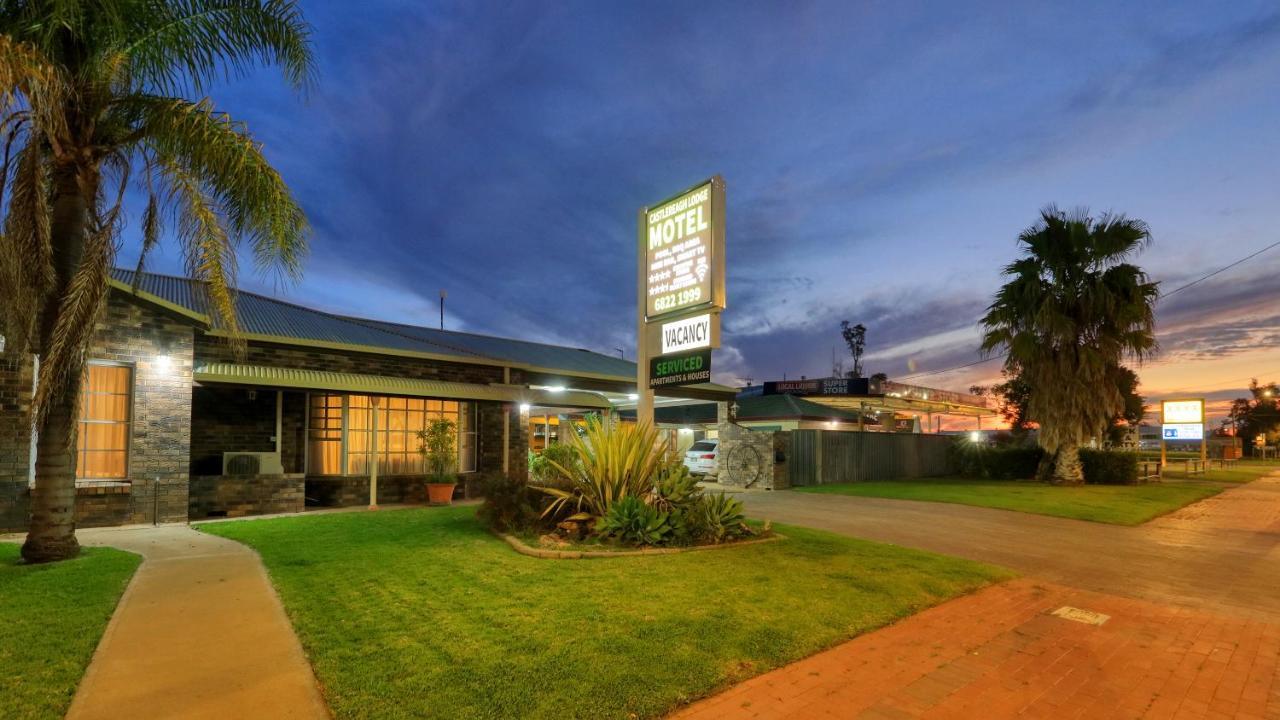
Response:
419,418,458,505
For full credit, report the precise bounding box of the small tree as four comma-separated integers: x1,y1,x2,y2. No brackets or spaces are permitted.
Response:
418,419,457,482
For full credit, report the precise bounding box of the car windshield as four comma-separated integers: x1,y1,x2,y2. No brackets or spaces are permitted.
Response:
689,442,717,452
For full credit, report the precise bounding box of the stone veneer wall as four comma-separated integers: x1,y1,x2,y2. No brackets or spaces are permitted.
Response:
189,474,305,518
716,422,788,490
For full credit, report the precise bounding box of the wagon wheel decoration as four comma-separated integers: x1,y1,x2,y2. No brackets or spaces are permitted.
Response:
725,444,764,487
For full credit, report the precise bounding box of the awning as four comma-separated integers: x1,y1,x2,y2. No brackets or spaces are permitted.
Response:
193,363,612,409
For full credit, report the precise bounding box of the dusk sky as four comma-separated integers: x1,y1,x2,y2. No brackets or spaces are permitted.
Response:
119,1,1280,426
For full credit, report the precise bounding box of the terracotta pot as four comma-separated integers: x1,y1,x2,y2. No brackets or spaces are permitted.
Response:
426,482,456,506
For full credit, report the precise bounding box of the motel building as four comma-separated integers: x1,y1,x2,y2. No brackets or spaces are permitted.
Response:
622,377,997,448
0,270,735,531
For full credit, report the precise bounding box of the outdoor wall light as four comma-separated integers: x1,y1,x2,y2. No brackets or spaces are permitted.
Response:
519,403,531,413
969,431,982,443
154,354,172,373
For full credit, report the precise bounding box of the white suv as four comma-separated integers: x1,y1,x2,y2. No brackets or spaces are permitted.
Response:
683,439,719,476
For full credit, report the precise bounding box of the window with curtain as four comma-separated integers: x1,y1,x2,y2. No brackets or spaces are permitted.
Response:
307,393,343,475
307,393,475,475
77,363,132,480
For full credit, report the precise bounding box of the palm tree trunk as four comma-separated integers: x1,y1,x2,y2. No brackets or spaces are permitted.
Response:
21,164,93,564
1051,443,1085,486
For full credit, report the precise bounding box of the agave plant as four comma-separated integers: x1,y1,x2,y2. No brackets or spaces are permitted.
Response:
597,495,672,546
700,492,750,543
538,415,669,521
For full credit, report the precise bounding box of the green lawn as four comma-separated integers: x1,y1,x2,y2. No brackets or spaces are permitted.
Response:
797,477,1228,525
201,506,1010,720
1161,459,1278,484
0,544,140,720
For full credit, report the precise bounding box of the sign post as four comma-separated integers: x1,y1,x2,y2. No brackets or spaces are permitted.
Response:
636,176,726,426
1160,399,1206,468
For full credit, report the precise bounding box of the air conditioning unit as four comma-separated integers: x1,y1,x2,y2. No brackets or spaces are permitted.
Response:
222,451,284,476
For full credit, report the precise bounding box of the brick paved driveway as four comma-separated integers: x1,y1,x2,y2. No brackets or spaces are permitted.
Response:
674,475,1280,719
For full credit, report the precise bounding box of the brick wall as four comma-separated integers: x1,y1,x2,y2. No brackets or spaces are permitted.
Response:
280,391,306,473
477,401,529,481
305,475,430,507
189,474,305,519
0,292,195,531
0,351,33,531
190,386,276,475
86,293,196,524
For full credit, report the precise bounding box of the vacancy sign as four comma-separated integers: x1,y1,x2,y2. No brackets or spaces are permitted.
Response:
660,313,712,355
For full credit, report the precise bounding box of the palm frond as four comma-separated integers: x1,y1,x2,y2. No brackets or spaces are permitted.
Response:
0,34,68,151
32,210,115,430
159,160,243,349
120,94,308,279
0,137,53,355
121,0,315,95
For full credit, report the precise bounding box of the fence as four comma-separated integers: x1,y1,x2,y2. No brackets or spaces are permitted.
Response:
787,430,954,486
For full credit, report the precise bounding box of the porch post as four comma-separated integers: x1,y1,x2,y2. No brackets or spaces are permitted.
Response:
369,396,380,510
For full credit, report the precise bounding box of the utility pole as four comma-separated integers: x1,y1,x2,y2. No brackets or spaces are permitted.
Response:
439,289,446,330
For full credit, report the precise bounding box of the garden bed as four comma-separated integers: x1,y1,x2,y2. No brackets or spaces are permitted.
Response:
498,529,784,559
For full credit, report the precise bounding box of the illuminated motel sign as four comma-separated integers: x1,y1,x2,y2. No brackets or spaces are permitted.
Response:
635,177,727,416
1159,398,1206,465
644,179,726,320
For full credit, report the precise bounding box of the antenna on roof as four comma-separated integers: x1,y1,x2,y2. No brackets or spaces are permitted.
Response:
439,289,447,330
614,347,625,359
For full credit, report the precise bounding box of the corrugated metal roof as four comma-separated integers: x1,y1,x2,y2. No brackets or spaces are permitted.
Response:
112,268,737,396
623,394,882,424
193,363,612,408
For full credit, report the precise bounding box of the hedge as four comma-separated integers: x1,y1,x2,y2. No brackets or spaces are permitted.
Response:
951,442,1141,484
948,443,1044,480
1078,449,1140,485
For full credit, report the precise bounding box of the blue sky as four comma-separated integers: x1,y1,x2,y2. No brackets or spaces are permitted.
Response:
121,0,1280,421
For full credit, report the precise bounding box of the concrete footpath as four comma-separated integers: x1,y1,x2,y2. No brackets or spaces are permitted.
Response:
66,525,329,720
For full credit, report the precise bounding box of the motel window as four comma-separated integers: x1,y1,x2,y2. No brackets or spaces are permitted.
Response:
307,394,476,476
77,363,132,481
307,393,343,475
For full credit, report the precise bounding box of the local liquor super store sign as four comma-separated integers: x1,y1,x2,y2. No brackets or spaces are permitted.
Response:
637,177,726,399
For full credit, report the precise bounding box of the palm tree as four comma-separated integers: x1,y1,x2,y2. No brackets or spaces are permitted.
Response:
0,1,314,563
981,206,1158,485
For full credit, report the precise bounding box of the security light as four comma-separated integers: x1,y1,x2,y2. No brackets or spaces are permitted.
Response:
969,431,982,443
518,403,531,413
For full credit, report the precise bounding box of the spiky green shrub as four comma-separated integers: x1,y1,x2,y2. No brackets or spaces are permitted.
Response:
699,493,751,543
597,496,673,546
538,416,669,521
